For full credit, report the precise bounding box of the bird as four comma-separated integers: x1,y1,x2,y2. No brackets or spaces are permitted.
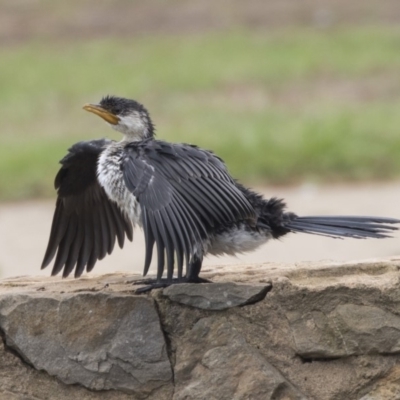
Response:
42,95,400,292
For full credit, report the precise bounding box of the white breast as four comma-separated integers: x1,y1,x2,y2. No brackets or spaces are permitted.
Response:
97,144,142,226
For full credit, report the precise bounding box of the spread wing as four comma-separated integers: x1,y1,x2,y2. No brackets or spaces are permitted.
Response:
122,140,256,281
41,140,133,278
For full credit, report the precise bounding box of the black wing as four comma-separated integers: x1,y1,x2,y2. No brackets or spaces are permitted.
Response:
41,140,133,278
122,140,256,281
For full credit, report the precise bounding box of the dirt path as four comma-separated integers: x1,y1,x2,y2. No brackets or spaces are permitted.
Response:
1,182,400,279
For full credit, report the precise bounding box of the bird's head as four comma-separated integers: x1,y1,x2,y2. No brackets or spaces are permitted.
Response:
83,95,155,141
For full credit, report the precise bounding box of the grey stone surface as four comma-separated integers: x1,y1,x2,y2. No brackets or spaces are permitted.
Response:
0,338,148,400
0,259,399,399
173,317,307,400
162,282,271,310
288,304,400,358
0,292,172,397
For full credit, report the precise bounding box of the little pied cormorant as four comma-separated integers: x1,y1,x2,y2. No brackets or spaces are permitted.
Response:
42,95,400,292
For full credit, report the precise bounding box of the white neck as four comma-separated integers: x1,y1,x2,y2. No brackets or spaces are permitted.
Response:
111,113,149,141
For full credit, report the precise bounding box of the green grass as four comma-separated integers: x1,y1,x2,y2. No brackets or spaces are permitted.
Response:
2,27,400,200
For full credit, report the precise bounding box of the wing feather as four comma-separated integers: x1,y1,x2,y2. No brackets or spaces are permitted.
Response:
122,140,256,280
75,213,93,277
42,199,68,268
142,211,155,276
41,140,133,277
162,207,184,278
52,215,78,276
147,211,165,280
103,200,117,254
64,218,84,277
97,201,110,259
168,202,191,273
154,210,175,281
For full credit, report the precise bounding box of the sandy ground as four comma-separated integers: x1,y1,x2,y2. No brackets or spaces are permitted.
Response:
0,182,400,280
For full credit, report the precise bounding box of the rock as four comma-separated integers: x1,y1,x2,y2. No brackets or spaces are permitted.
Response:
0,292,173,398
0,337,143,400
288,304,400,358
162,282,271,310
173,317,307,400
0,259,399,399
359,365,400,400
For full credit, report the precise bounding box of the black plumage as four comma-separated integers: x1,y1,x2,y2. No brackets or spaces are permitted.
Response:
121,140,256,281
42,140,133,278
41,96,400,291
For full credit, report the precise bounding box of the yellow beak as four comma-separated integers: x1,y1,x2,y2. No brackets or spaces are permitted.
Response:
82,104,120,125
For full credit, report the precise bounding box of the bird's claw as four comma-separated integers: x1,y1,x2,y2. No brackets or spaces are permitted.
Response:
132,276,212,294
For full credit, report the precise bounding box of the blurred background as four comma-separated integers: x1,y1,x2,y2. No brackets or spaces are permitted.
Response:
1,0,400,278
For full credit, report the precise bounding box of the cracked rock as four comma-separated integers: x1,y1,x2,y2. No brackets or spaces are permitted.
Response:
0,260,400,399
0,292,172,396
173,317,307,400
162,282,271,310
288,303,400,358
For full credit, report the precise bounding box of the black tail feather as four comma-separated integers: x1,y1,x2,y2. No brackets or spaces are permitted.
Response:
286,216,400,239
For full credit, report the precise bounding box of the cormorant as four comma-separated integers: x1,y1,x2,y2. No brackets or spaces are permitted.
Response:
42,95,400,292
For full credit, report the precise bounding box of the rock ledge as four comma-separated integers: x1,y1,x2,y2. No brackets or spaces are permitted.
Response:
0,258,400,399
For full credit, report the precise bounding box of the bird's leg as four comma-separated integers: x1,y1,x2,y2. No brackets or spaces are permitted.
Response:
133,278,182,294
186,254,211,283
133,276,212,294
133,256,211,293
